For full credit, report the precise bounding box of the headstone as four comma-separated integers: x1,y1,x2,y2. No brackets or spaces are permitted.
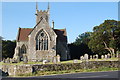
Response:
105,54,107,59
42,60,47,64
90,55,93,59
73,59,78,63
16,56,20,63
80,56,84,61
116,53,119,58
23,54,28,64
93,55,96,59
56,55,60,63
107,53,110,58
6,58,10,63
84,54,88,61
101,55,104,59
10,58,13,63
52,56,57,64
95,54,98,59
12,58,17,63
3,58,5,63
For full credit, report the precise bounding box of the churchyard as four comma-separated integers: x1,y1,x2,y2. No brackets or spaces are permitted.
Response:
0,53,119,77
1,53,119,65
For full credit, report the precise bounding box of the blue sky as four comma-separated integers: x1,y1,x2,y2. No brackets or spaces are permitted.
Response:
2,2,118,43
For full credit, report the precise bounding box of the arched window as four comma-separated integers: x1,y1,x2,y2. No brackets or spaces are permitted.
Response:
36,29,48,50
21,44,27,54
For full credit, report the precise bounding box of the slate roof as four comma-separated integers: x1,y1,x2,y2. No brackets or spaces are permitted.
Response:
17,28,67,42
17,28,33,41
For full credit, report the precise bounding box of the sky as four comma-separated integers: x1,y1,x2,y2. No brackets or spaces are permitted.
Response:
1,2,118,43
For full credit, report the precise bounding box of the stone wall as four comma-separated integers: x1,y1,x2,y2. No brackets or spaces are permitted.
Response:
1,61,119,76
2,65,33,76
32,61,119,71
13,41,28,60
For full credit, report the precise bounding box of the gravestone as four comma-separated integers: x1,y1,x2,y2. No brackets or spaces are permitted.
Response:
3,58,5,63
73,59,78,63
116,53,119,58
90,55,92,59
105,55,107,59
52,56,57,64
107,53,110,58
101,55,104,59
80,56,84,61
56,55,60,63
84,54,88,61
10,58,13,63
93,55,96,59
23,54,28,64
42,60,47,64
12,58,17,63
96,54,98,59
16,56,20,63
6,58,10,63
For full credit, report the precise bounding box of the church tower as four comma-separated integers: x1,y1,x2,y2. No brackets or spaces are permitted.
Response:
35,2,50,24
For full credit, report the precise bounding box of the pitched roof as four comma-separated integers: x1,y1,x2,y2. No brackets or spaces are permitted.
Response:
17,28,33,41
17,28,67,42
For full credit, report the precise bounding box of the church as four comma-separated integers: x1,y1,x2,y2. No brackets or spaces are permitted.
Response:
13,3,70,62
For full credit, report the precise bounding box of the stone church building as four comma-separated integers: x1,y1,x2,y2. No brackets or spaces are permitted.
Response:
13,3,70,62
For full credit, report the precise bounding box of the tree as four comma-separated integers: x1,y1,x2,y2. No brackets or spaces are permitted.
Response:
2,40,16,59
88,20,120,55
0,36,2,61
74,32,92,45
68,32,92,59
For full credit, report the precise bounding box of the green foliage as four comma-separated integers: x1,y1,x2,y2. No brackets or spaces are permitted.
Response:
68,32,92,59
88,20,120,55
0,37,2,61
74,32,92,45
69,20,120,57
2,40,16,59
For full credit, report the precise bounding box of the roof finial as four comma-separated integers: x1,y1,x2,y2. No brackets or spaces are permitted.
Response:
47,2,50,14
35,2,38,15
52,20,54,29
48,2,50,10
36,2,38,10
